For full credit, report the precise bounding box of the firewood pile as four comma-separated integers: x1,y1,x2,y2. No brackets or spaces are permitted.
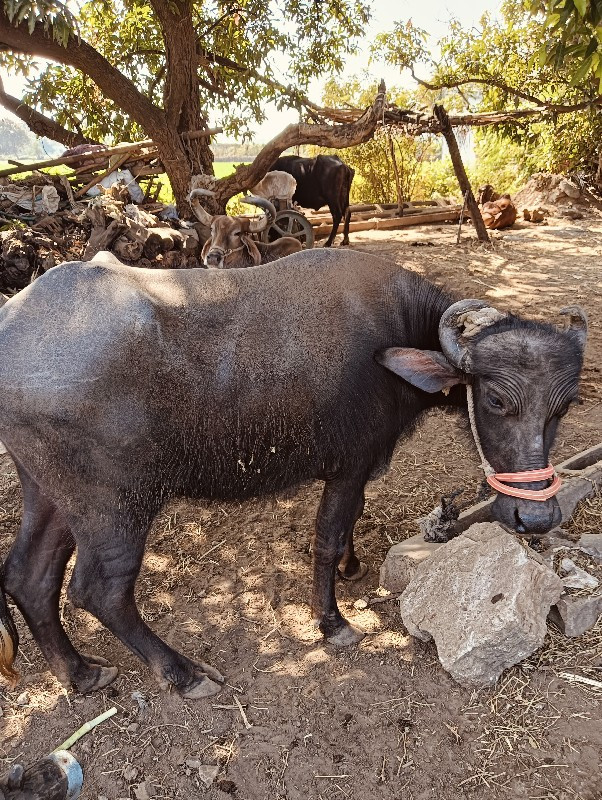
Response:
0,170,202,295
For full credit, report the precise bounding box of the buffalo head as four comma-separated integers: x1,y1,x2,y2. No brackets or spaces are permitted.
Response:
378,300,587,536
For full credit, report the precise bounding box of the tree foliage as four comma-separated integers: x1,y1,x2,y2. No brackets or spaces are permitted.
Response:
1,0,370,143
373,0,602,177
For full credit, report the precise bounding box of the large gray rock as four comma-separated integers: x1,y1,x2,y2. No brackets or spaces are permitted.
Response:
379,532,444,593
399,523,563,687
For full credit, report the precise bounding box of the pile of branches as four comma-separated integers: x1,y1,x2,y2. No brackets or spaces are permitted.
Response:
0,175,202,295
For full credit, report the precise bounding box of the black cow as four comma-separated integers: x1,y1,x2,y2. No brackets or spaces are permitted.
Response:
270,154,355,247
0,250,586,699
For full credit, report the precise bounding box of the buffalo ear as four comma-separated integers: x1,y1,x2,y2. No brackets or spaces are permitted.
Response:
376,348,466,393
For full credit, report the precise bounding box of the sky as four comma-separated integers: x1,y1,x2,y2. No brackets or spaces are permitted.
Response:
0,0,503,144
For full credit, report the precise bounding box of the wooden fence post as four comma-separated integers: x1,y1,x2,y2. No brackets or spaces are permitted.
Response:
433,104,490,244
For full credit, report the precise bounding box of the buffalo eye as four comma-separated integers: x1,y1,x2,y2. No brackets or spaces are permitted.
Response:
486,391,506,412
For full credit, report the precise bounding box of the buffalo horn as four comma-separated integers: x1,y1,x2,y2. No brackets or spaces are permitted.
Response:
559,305,588,350
188,188,215,227
439,299,503,372
242,196,277,232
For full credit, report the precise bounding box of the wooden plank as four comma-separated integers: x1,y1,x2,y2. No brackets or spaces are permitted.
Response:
312,208,461,237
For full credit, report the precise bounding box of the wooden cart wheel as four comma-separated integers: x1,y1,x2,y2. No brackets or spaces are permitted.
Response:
263,210,315,249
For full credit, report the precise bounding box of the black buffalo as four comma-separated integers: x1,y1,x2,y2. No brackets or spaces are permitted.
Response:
0,250,586,699
270,154,355,246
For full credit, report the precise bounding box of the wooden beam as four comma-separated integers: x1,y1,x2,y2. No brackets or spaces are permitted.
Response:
433,104,490,244
0,128,223,178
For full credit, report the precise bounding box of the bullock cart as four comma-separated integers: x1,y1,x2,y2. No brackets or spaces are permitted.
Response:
261,198,315,250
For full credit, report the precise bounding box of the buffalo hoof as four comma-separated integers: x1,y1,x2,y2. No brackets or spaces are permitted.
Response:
179,662,224,700
326,623,365,647
74,655,119,693
337,561,369,581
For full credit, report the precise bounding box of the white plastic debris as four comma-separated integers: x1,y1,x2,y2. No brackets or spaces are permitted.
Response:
87,169,145,204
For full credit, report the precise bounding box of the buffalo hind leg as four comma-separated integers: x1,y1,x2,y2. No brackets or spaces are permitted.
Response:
341,208,352,246
324,204,343,247
312,476,366,646
336,491,369,581
67,513,223,699
3,466,117,693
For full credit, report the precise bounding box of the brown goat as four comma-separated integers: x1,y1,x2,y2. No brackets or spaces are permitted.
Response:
189,189,303,269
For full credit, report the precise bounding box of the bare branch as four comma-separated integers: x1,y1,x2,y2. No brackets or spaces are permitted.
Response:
409,67,548,107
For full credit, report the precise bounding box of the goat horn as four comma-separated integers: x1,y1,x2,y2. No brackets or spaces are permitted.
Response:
439,300,505,372
242,196,276,232
188,189,215,226
559,305,588,350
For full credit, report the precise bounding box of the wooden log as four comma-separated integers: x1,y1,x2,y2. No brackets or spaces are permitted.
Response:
433,104,490,244
82,218,127,260
312,208,461,237
0,751,82,800
113,235,143,261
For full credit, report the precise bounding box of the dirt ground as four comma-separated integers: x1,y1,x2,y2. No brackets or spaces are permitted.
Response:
1,214,602,800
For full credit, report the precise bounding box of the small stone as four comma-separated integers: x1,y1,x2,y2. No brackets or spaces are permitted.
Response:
353,598,368,610
399,523,563,687
579,533,602,562
98,795,109,800
549,592,602,637
558,179,581,199
198,765,220,787
122,765,139,782
16,692,29,706
560,558,599,590
380,532,444,593
127,722,140,733
185,759,201,769
560,208,584,220
134,781,154,800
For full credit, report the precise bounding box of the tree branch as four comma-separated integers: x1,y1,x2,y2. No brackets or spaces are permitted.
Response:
214,82,387,202
0,73,94,146
0,7,164,135
410,67,548,107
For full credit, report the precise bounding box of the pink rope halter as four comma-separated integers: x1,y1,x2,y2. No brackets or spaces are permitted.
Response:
466,386,562,502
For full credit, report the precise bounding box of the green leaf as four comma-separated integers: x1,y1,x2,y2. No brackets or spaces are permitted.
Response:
573,0,587,16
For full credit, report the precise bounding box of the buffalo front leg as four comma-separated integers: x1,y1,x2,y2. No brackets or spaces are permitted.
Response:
67,514,224,699
336,491,369,581
3,466,118,693
312,477,366,646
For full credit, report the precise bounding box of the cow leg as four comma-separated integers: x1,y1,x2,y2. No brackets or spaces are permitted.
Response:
336,491,369,581
341,208,352,246
67,512,224,699
324,204,343,247
312,476,366,646
3,466,117,693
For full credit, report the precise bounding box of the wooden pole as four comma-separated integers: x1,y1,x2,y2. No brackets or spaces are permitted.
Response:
433,104,490,244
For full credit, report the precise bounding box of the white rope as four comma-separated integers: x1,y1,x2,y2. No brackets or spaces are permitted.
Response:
466,384,495,477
